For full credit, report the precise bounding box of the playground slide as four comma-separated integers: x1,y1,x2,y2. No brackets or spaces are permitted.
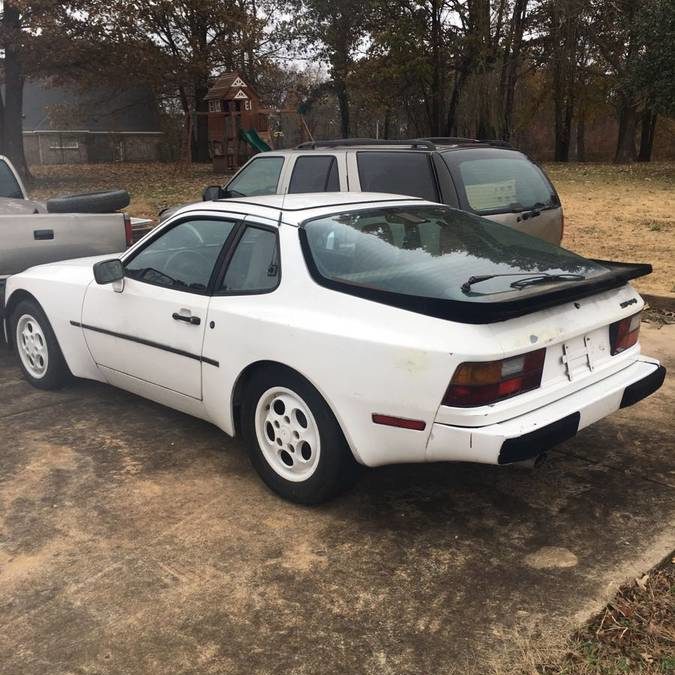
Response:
240,128,271,153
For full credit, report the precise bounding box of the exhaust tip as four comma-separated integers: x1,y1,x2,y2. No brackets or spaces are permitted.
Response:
511,452,548,470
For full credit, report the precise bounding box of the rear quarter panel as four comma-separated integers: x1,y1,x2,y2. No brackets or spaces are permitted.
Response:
202,225,501,466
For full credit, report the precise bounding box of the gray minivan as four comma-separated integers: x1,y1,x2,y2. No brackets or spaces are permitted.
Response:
200,138,564,244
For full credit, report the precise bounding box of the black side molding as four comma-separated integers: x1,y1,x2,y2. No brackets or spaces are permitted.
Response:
498,412,581,464
70,320,219,367
620,365,666,408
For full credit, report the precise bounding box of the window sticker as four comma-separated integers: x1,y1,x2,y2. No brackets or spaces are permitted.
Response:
465,179,517,211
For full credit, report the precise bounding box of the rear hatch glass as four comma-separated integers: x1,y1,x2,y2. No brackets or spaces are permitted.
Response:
442,148,558,216
300,205,649,324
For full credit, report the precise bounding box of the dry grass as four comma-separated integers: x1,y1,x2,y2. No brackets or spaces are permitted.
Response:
537,556,675,675
28,162,231,222
544,163,675,297
27,160,675,296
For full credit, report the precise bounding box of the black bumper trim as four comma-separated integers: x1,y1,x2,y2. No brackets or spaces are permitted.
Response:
620,365,666,408
498,412,581,465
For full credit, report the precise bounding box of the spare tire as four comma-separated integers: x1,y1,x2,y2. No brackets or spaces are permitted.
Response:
46,189,130,214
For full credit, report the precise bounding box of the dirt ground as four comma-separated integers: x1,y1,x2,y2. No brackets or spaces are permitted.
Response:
0,322,673,674
27,160,675,297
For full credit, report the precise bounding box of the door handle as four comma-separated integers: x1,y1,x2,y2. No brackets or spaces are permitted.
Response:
34,229,54,240
172,312,201,326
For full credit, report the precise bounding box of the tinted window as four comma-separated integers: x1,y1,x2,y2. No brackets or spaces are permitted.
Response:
0,160,23,199
226,157,284,197
126,218,236,291
443,150,557,214
221,227,279,293
303,206,608,304
357,152,438,201
288,156,339,193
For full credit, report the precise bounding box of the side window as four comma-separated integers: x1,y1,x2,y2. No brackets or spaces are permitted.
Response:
357,152,438,201
221,227,279,293
125,218,237,291
0,160,23,199
288,155,339,193
225,157,284,197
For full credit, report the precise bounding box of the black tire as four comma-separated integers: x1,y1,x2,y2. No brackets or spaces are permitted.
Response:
10,299,70,390
240,367,359,504
46,189,130,214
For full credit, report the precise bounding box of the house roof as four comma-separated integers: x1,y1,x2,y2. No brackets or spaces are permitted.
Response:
20,79,162,133
204,71,259,102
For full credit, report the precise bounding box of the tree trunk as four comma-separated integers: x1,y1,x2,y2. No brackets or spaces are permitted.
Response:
614,99,638,163
192,78,210,163
178,86,192,164
2,2,31,180
473,0,494,139
638,109,657,162
501,0,528,141
446,63,468,135
554,101,573,161
334,77,350,137
576,105,586,162
430,0,442,135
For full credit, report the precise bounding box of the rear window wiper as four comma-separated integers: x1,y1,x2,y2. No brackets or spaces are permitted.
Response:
461,272,585,293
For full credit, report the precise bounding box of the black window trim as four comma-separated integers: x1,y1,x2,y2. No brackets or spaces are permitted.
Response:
223,154,286,196
122,214,244,296
297,205,652,325
211,220,282,297
288,154,340,194
355,150,440,202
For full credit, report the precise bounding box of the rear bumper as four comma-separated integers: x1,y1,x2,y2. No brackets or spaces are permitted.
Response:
426,358,665,465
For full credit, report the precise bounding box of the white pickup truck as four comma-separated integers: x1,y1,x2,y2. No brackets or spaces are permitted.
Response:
0,155,152,315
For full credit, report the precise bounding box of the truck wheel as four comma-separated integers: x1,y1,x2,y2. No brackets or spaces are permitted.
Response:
46,189,130,214
240,367,359,504
10,300,69,389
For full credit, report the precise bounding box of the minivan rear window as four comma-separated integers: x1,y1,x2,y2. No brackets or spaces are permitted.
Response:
302,205,607,307
357,152,438,201
442,149,557,215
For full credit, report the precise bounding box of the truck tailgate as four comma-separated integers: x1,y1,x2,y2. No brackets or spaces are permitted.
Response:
0,213,126,276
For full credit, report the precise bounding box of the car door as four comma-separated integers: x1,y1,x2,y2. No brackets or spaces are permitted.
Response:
201,218,281,431
80,214,239,399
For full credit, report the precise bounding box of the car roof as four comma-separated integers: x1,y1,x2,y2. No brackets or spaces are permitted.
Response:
178,192,428,225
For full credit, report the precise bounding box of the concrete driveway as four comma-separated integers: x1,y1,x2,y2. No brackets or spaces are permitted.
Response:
0,324,673,675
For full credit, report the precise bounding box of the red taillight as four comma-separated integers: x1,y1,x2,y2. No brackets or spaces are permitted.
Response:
560,212,565,242
123,213,133,248
443,349,546,408
609,311,641,355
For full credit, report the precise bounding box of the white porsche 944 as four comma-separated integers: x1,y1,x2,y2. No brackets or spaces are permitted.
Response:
3,193,665,503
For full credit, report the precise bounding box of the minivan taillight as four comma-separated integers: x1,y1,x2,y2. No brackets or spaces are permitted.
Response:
609,311,641,355
443,349,546,408
123,212,133,248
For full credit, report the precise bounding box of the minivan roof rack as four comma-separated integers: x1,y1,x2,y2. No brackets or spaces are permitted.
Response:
296,138,436,150
417,137,514,149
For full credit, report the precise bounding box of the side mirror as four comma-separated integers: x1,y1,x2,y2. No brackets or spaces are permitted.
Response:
202,185,223,201
93,258,124,286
